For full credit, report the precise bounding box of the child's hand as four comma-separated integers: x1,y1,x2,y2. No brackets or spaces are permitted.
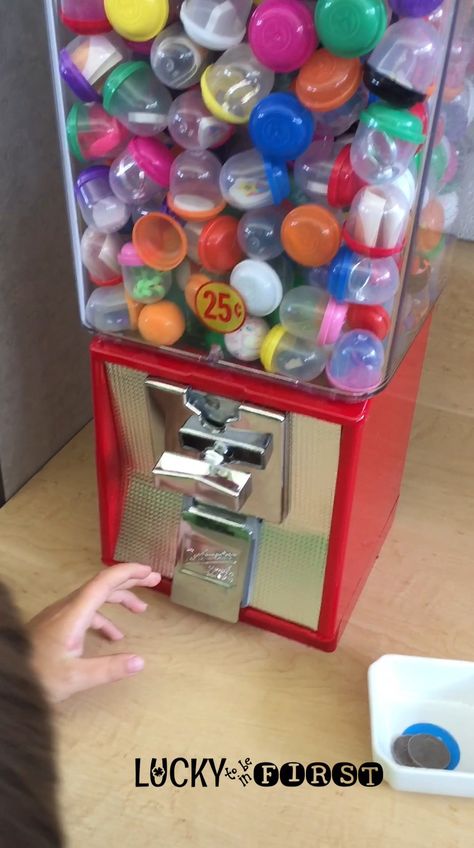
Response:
28,564,161,703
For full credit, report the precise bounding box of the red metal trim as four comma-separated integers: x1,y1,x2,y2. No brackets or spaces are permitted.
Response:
90,352,123,564
317,420,365,642
320,319,431,644
240,606,339,651
89,336,368,426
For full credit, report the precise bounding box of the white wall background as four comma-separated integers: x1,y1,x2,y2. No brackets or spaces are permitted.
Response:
0,0,92,499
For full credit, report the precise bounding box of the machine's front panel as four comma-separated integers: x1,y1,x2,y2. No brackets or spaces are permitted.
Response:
106,361,341,629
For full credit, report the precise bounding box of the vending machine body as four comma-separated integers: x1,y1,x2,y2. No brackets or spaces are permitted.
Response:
44,0,473,648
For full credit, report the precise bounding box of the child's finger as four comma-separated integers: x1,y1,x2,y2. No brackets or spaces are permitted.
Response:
105,588,152,613
88,564,155,598
66,653,145,697
90,613,124,641
111,571,162,593
64,567,160,649
66,564,155,640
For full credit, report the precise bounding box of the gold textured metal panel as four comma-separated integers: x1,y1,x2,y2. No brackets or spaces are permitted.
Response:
283,415,341,535
106,364,156,476
114,474,181,578
106,364,183,576
251,527,329,629
250,415,341,629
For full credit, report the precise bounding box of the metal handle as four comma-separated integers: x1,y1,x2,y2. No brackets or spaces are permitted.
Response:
179,415,273,469
153,452,252,512
184,390,240,430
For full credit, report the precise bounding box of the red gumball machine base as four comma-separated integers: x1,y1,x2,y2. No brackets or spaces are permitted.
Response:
91,318,430,651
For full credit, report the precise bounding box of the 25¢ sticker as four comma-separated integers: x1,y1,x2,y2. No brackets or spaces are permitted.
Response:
196,282,246,334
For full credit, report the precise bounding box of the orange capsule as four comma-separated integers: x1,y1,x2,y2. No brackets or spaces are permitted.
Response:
296,50,362,113
281,204,341,267
138,301,186,346
133,212,187,271
185,273,211,313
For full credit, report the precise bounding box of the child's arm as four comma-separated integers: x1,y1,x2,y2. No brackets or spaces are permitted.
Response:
29,563,161,703
0,582,63,847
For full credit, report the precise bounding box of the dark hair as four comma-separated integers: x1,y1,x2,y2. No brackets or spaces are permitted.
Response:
0,582,63,847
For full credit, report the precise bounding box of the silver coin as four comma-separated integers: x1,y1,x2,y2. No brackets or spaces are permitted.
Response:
391,735,416,766
407,734,451,769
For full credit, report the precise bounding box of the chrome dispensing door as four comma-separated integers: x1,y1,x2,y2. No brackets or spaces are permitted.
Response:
146,380,289,522
146,379,289,622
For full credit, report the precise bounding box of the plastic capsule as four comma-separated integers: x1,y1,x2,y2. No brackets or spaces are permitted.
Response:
168,90,233,150
281,204,341,267
326,330,385,393
351,102,425,185
346,303,391,340
305,265,331,289
315,0,387,60
220,150,290,210
279,285,348,344
293,138,364,210
59,33,130,102
109,138,173,206
390,167,416,210
138,301,186,346
249,93,314,161
184,216,244,272
60,1,111,36
237,207,285,261
364,19,441,108
296,50,368,138
180,0,253,50
200,44,274,125
328,246,400,305
150,23,211,90
133,212,188,271
174,258,195,293
103,61,172,136
248,0,317,73
66,102,130,162
104,0,181,42
75,166,131,233
185,272,212,313
343,183,410,257
85,285,133,332
118,242,173,303
167,150,225,220
80,228,124,286
230,259,284,317
224,317,269,361
260,324,328,380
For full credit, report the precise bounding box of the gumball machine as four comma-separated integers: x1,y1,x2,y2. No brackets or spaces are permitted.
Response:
44,0,472,649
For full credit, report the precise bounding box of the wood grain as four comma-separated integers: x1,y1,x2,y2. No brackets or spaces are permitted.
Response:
1,243,474,847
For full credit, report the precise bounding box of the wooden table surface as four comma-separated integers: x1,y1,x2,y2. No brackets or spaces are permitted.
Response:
1,243,474,847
